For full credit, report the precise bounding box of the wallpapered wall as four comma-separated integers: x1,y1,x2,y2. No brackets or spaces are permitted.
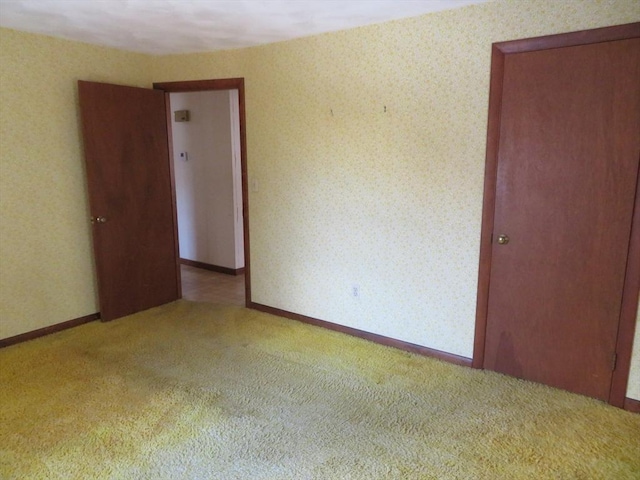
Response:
152,0,640,398
0,0,638,399
0,29,153,338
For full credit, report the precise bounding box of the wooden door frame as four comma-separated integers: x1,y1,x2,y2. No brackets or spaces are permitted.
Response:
472,23,640,408
153,78,251,306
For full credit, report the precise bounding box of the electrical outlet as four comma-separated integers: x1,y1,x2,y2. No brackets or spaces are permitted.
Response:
352,285,359,298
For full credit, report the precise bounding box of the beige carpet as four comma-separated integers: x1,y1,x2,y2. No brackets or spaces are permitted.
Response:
1,300,639,479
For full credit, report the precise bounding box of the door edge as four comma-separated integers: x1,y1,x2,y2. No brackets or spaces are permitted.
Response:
609,156,640,407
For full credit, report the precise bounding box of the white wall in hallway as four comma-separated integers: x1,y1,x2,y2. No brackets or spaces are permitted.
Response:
171,90,244,270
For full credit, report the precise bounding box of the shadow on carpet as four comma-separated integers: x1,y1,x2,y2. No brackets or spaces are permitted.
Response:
1,300,639,479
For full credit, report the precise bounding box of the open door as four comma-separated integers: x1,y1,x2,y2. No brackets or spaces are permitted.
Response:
78,81,180,321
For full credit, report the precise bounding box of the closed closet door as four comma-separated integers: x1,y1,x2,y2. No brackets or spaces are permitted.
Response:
479,28,640,401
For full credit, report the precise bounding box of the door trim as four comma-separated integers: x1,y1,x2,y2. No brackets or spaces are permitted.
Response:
473,23,640,408
153,78,251,306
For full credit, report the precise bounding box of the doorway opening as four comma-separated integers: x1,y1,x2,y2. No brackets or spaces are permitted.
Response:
154,79,251,307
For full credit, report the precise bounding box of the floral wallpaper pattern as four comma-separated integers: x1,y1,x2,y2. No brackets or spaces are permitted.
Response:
0,29,153,337
152,0,640,397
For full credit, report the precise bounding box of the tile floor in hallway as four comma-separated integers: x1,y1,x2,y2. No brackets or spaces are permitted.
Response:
180,264,245,306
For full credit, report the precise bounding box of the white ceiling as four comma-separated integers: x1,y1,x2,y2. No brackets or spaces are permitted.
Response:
0,0,491,55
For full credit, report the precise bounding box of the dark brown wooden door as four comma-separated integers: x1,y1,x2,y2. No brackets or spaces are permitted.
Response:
482,37,640,400
78,81,180,321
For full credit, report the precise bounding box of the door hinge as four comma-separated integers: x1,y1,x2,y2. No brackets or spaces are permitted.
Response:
611,353,617,371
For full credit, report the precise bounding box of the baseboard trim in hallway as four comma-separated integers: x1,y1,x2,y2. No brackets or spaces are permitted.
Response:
180,258,244,276
248,301,472,368
0,312,100,348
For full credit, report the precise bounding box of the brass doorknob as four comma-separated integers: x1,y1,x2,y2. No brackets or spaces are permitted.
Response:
497,234,509,245
91,216,108,224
